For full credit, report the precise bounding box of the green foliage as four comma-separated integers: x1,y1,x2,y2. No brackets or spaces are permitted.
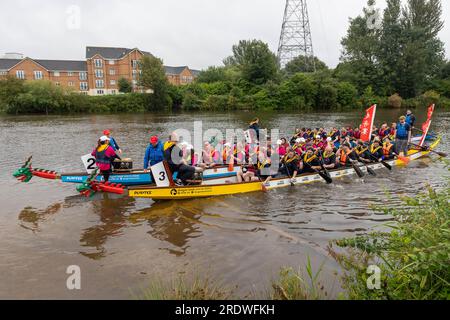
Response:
331,170,450,300
284,55,328,75
337,82,358,108
118,77,132,93
196,66,230,83
387,93,403,108
226,39,279,85
341,0,445,98
139,55,171,110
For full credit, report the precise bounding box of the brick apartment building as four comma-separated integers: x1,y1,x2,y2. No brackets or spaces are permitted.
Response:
0,47,200,95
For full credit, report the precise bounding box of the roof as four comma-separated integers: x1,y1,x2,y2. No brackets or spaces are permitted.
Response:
35,59,87,71
164,66,189,75
191,69,201,77
0,59,21,70
0,58,87,71
86,46,152,60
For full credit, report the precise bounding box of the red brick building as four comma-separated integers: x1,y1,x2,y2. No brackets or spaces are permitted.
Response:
0,47,200,95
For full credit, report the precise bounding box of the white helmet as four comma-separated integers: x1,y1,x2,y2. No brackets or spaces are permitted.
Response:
327,137,332,142
277,139,283,145
295,138,302,143
316,135,321,140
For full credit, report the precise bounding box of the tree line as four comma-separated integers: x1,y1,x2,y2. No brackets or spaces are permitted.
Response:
1,0,449,115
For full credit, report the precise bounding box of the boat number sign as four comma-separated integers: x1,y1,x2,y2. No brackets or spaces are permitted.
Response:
151,162,171,187
81,154,97,174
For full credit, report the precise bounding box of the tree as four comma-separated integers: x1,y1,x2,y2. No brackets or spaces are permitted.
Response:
0,76,26,112
225,40,279,85
284,55,328,74
340,0,383,94
139,55,171,110
196,66,229,83
118,77,132,93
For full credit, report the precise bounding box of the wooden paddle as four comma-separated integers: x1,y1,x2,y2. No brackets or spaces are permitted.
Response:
304,162,333,184
358,160,376,176
409,142,447,158
367,153,393,170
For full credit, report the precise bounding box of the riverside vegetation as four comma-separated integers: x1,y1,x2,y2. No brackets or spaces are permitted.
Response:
1,0,450,115
137,163,449,300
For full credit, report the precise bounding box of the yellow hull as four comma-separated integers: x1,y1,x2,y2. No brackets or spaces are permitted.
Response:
129,182,264,200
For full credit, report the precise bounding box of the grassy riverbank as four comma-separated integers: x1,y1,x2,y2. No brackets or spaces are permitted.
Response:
136,164,449,300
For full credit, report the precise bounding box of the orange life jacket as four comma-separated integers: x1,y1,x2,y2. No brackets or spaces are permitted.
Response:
340,150,353,166
383,143,393,156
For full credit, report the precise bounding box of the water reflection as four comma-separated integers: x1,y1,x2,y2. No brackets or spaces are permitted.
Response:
79,194,136,260
18,202,63,232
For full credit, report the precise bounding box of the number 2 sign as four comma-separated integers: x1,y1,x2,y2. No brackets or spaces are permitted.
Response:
81,154,97,173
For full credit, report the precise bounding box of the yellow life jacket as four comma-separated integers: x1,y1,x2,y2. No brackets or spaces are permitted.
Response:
164,141,175,151
97,144,108,152
323,151,335,159
283,155,298,164
355,146,368,156
370,145,382,154
257,159,271,170
303,153,317,164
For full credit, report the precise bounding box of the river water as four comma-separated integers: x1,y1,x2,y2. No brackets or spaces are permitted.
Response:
0,108,448,299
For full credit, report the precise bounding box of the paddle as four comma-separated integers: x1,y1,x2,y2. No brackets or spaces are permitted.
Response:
358,159,376,176
351,161,365,178
409,142,447,158
304,162,333,184
367,152,393,170
282,159,297,186
317,149,332,179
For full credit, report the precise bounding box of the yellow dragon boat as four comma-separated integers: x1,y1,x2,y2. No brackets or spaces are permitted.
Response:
128,136,442,200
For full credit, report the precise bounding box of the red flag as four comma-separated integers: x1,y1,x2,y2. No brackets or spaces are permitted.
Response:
360,105,377,142
419,104,435,146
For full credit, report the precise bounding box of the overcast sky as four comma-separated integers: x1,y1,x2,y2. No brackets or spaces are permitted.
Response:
1,0,449,69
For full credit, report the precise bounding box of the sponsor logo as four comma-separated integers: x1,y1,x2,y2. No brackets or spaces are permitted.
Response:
170,189,178,196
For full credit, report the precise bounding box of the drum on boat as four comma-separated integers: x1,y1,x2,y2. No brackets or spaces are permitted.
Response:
112,158,133,171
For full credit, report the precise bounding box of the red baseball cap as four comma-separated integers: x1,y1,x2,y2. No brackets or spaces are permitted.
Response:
103,130,111,135
150,136,158,144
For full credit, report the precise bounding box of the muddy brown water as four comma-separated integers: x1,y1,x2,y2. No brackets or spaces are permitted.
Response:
0,109,448,299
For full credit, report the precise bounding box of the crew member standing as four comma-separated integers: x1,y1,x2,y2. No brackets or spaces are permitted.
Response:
144,136,164,172
91,136,120,182
395,116,412,157
103,129,122,155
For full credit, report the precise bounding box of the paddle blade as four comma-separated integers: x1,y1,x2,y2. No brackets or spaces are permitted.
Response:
367,166,377,176
380,160,392,170
318,171,333,184
436,151,448,158
352,163,365,178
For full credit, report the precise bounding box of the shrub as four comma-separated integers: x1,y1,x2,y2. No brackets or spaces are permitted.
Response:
388,93,403,108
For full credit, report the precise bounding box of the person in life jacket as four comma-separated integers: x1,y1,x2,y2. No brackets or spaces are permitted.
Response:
405,110,416,127
202,141,216,167
338,143,358,168
221,143,234,165
382,138,396,160
321,146,337,170
312,135,325,150
103,130,122,155
378,123,390,139
255,150,276,184
299,147,322,173
91,135,120,182
355,140,372,163
290,129,302,144
353,127,361,140
292,138,305,156
144,136,164,172
164,133,204,186
234,142,246,165
369,139,384,161
249,118,261,142
395,116,412,157
279,149,299,182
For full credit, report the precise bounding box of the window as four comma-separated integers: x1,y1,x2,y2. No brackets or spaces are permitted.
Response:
79,72,87,80
53,71,60,77
55,82,60,86
97,90,104,95
94,59,103,68
132,60,138,69
132,80,137,86
34,71,43,80
0,71,7,76
80,82,88,91
108,60,115,65
95,80,104,88
132,70,138,79
16,70,25,79
68,72,74,76
111,90,117,95
109,69,116,76
110,80,116,86
95,69,103,78
68,81,74,87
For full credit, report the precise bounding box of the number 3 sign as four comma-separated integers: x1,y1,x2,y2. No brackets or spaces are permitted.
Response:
81,154,97,173
151,161,171,187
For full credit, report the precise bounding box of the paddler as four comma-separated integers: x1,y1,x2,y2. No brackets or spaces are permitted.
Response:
249,118,261,142
103,129,122,155
354,140,371,164
382,138,396,160
144,136,164,172
91,135,121,182
321,146,337,170
299,147,322,173
164,133,204,186
337,143,358,167
369,139,384,162
279,149,299,182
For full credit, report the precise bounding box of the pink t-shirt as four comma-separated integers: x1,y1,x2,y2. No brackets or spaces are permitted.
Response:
91,146,117,171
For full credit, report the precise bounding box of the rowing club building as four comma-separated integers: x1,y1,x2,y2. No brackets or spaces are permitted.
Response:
0,47,200,96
